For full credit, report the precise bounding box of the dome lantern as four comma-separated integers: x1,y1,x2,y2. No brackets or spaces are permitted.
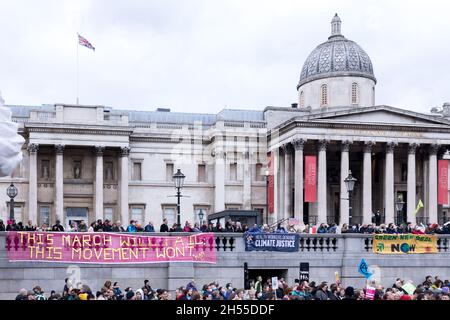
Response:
330,13,342,37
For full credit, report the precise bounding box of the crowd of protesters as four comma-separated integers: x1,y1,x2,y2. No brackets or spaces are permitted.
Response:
1,216,450,235
14,275,450,300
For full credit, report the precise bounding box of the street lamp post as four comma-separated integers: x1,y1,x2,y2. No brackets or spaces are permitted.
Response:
6,183,18,221
395,196,405,226
344,170,357,225
198,209,205,226
265,169,270,224
172,169,185,226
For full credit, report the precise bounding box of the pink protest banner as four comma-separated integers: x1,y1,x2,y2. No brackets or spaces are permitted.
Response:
365,286,375,300
6,231,217,264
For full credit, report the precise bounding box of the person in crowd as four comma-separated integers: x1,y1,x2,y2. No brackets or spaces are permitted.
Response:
112,221,125,232
160,218,169,232
183,221,192,232
94,219,104,232
0,219,5,231
315,282,329,300
317,223,328,234
25,220,36,231
126,220,137,232
88,222,96,232
214,222,224,232
77,220,88,232
51,220,64,232
144,221,155,232
103,220,113,232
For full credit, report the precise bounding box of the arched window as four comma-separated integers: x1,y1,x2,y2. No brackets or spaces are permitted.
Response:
320,84,328,107
372,86,375,105
300,91,305,108
351,82,359,105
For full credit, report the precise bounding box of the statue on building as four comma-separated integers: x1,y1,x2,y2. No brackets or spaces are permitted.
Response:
74,162,81,179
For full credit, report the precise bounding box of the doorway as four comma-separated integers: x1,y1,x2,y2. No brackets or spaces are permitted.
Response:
247,268,288,290
303,202,309,225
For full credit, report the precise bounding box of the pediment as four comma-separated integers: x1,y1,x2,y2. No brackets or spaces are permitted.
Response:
302,106,450,127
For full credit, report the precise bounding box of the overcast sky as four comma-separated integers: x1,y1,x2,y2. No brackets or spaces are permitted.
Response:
1,0,450,114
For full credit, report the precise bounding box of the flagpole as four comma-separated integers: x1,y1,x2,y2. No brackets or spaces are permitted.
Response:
76,33,79,105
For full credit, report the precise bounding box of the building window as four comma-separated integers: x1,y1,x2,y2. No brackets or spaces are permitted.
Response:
39,206,50,226
230,163,237,181
351,82,359,105
255,163,264,181
7,203,23,222
300,91,305,108
104,161,114,181
166,163,174,182
197,164,206,182
41,160,50,179
73,160,82,179
130,206,144,224
132,162,142,181
104,207,113,222
372,86,375,105
320,84,328,107
162,206,177,227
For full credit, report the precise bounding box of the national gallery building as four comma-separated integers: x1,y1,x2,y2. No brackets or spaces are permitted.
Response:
2,15,450,229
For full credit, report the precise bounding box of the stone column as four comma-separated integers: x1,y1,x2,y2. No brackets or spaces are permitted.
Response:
272,147,280,224
384,142,396,224
95,146,105,221
362,141,374,224
214,150,225,212
279,148,285,220
119,147,130,225
293,139,305,223
55,144,64,224
283,144,292,220
428,144,439,224
340,141,350,226
407,143,418,224
242,151,251,210
317,140,328,224
27,144,39,224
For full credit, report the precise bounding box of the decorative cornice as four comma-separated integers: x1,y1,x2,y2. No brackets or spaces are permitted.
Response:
27,143,39,153
364,141,375,153
341,140,351,152
292,139,306,151
54,144,65,155
386,142,396,153
120,147,131,157
26,126,133,136
272,119,450,139
408,143,419,154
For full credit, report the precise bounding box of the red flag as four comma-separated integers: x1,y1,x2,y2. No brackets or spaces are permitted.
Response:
438,160,448,205
304,156,317,202
267,153,274,214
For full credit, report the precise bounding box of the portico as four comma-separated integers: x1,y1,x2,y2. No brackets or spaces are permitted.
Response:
268,105,450,226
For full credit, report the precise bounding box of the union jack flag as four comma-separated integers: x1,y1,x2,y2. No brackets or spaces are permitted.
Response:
78,33,95,51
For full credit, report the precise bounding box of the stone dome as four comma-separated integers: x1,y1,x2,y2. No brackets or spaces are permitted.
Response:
297,14,376,89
